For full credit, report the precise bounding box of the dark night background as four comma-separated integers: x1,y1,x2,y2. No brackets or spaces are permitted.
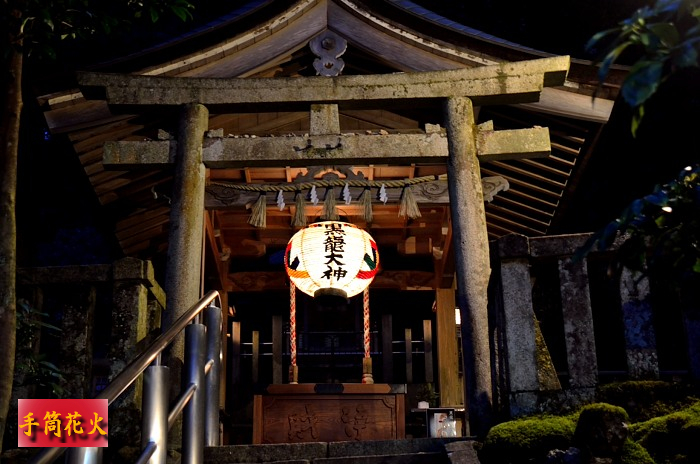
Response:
17,0,700,267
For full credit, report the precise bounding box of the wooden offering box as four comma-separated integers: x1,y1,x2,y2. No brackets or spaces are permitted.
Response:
253,383,405,444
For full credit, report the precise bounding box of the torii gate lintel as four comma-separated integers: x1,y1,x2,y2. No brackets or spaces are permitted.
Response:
77,55,569,110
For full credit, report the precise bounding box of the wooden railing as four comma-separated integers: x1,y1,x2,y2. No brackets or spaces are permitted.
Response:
230,319,436,386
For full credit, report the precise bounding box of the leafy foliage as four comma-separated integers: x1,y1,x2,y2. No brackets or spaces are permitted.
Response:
415,382,440,407
575,164,700,285
15,299,65,398
586,0,700,136
1,0,194,60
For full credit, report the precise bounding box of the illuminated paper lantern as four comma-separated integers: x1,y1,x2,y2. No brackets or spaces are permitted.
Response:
285,221,379,300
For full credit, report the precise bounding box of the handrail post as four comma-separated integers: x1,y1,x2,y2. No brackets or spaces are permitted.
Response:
182,323,206,464
142,365,170,464
66,447,102,464
205,304,222,446
27,290,220,464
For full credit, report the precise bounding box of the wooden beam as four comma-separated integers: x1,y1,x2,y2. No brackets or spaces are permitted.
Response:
204,211,228,292
227,270,436,292
434,218,455,289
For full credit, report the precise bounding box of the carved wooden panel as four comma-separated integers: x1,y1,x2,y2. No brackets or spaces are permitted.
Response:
253,385,405,444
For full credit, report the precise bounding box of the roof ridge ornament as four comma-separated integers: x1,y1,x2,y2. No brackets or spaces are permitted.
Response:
310,30,347,76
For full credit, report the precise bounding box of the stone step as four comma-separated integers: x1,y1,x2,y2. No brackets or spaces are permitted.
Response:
206,452,446,464
204,437,477,464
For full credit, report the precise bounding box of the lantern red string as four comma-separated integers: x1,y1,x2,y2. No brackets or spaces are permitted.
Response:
363,287,370,358
290,281,297,367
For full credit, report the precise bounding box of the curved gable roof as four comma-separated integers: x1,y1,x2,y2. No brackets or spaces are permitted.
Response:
37,0,627,288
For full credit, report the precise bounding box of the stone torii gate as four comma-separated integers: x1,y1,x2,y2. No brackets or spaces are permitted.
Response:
78,54,570,437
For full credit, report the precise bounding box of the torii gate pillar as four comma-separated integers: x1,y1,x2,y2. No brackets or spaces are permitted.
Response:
445,96,493,437
163,103,209,368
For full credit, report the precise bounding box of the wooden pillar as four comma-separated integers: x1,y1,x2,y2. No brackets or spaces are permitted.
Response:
252,330,260,384
382,314,394,383
219,293,229,410
444,96,493,437
163,103,209,364
229,321,241,385
405,328,413,384
423,320,434,383
435,288,462,407
272,315,283,384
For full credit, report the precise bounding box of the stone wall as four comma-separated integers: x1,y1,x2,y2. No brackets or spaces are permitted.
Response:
489,233,669,418
15,257,165,454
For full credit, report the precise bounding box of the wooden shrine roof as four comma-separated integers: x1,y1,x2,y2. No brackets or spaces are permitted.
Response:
36,0,628,291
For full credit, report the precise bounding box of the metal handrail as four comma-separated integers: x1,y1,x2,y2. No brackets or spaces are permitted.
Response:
29,289,222,464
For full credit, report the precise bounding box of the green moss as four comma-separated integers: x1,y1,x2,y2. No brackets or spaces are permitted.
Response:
480,415,576,463
629,399,700,464
573,403,630,460
577,402,630,421
597,380,698,422
534,318,560,390
479,397,700,464
573,402,629,432
620,438,655,464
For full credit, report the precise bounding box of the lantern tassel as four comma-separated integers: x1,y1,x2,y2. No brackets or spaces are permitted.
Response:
248,193,267,228
291,191,307,227
360,187,373,223
399,185,421,219
322,186,339,220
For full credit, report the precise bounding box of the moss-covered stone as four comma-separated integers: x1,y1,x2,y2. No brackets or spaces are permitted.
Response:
479,403,658,464
620,439,655,464
597,380,698,422
535,317,561,391
478,396,700,463
480,415,576,463
573,403,630,459
630,399,700,464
